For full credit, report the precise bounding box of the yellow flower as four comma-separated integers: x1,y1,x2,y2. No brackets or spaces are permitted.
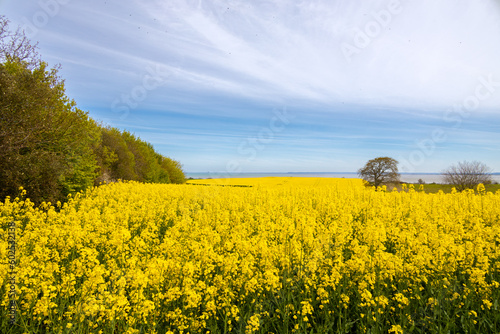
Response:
245,314,260,334
5,177,500,332
483,299,493,309
389,324,404,334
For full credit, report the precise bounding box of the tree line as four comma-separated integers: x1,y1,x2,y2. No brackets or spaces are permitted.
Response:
0,16,184,204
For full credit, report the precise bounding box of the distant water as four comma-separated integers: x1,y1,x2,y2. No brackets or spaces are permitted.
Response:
185,172,500,184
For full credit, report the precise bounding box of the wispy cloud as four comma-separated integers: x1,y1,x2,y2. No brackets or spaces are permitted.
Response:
2,0,499,173
136,0,500,109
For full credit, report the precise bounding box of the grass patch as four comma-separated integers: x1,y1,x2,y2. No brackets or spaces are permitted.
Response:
391,183,500,194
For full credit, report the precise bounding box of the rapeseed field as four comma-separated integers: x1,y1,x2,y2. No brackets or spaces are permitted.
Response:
1,178,499,333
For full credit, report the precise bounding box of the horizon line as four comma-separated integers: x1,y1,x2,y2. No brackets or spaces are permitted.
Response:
185,171,500,175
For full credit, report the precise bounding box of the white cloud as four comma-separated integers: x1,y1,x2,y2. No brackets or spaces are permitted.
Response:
133,0,500,112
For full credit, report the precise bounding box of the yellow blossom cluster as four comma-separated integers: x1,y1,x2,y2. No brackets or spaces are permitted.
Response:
0,177,499,333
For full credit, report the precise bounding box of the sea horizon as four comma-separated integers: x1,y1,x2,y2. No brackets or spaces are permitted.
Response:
185,172,500,184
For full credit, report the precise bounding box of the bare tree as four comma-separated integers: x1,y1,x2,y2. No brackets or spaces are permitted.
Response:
0,15,40,67
441,161,492,191
358,157,400,187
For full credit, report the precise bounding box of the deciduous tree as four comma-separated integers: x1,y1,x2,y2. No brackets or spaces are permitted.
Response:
0,59,100,203
0,15,39,67
1,16,185,203
358,157,400,187
441,161,492,191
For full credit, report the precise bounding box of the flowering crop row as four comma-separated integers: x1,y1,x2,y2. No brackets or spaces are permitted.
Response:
1,178,499,333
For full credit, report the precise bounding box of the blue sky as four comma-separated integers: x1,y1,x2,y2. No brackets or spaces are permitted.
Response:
2,0,500,173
